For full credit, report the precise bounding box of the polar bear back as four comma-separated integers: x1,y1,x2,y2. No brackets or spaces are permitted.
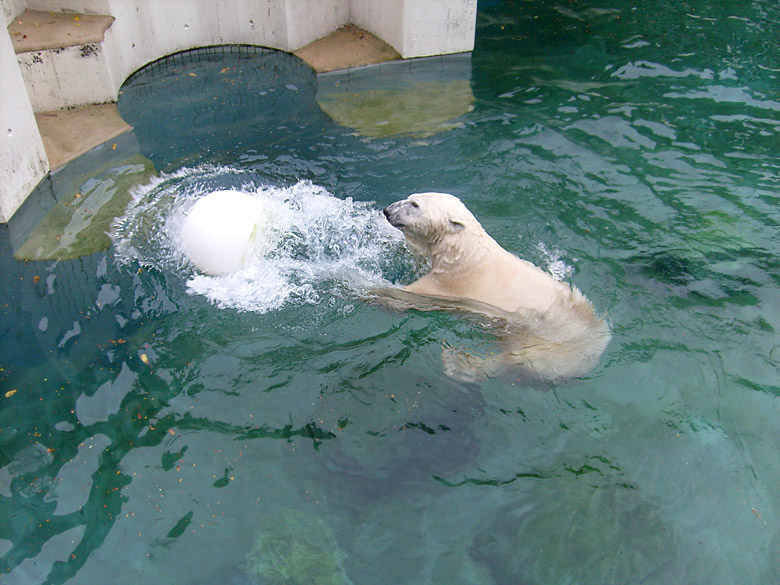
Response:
405,241,573,314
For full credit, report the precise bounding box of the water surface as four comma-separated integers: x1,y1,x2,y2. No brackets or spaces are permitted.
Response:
2,2,780,584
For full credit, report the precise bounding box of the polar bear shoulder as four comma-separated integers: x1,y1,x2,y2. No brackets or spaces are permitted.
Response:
384,192,574,313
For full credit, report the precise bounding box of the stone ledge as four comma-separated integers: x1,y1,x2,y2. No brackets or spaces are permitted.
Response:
35,104,132,171
294,24,401,74
8,9,114,54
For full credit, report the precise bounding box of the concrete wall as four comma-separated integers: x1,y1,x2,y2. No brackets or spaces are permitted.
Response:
16,0,477,107
8,0,353,112
35,0,353,99
351,0,404,57
18,40,117,111
26,0,109,13
2,0,25,23
0,22,48,222
285,0,350,51
102,0,290,90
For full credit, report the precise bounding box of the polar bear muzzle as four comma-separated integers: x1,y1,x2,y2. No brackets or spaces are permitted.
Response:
383,194,467,238
382,199,417,229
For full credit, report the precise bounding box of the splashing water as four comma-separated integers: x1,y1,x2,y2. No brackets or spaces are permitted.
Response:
536,241,575,281
111,166,412,312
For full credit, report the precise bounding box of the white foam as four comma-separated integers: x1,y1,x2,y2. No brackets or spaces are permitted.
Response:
112,167,411,313
537,241,575,281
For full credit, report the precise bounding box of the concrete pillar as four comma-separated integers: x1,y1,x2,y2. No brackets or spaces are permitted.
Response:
0,24,49,223
400,0,476,57
352,0,476,59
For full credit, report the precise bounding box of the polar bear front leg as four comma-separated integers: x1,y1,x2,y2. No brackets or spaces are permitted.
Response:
441,341,505,382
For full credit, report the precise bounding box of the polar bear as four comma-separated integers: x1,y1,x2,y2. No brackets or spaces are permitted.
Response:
381,192,611,383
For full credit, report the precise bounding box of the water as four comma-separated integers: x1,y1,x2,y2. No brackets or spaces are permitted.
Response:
2,1,780,583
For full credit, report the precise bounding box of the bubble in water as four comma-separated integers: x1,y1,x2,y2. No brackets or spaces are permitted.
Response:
111,166,415,313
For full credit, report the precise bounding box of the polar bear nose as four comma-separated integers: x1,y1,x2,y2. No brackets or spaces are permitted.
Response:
383,203,405,228
383,205,399,224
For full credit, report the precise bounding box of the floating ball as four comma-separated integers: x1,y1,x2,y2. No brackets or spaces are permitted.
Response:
181,190,267,276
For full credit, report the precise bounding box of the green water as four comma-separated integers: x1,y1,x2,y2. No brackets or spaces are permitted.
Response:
3,1,780,583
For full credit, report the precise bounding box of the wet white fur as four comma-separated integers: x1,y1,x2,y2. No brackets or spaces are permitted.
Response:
383,192,610,382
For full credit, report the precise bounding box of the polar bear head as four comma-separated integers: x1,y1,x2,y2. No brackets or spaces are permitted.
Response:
383,193,486,258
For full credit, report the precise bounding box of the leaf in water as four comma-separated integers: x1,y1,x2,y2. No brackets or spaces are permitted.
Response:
166,510,194,539
213,467,231,488
161,445,188,471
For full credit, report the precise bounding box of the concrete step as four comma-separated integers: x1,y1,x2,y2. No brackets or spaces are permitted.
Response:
8,10,116,111
35,103,131,171
293,24,401,74
8,9,113,53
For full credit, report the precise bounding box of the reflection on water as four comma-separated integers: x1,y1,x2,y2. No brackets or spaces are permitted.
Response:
316,55,475,138
7,130,156,261
14,154,155,262
3,1,780,584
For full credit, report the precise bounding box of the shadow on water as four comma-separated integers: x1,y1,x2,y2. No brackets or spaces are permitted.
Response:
3,2,780,584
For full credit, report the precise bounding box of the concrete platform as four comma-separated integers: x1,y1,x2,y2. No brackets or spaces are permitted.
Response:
35,104,132,171
8,9,114,53
294,24,401,73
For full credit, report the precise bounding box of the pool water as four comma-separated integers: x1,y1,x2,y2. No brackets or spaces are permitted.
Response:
3,1,780,583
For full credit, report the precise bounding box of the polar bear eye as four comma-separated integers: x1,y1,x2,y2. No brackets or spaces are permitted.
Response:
410,200,420,209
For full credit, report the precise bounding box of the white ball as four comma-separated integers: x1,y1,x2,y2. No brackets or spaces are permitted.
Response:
181,190,267,276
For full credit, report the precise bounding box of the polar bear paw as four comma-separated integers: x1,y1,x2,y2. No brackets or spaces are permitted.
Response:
441,341,498,382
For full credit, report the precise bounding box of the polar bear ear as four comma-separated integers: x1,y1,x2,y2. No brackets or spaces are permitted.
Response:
448,219,466,232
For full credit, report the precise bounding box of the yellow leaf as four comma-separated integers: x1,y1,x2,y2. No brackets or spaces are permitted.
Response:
189,73,198,77
5,389,17,398
140,353,149,364
112,143,117,150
